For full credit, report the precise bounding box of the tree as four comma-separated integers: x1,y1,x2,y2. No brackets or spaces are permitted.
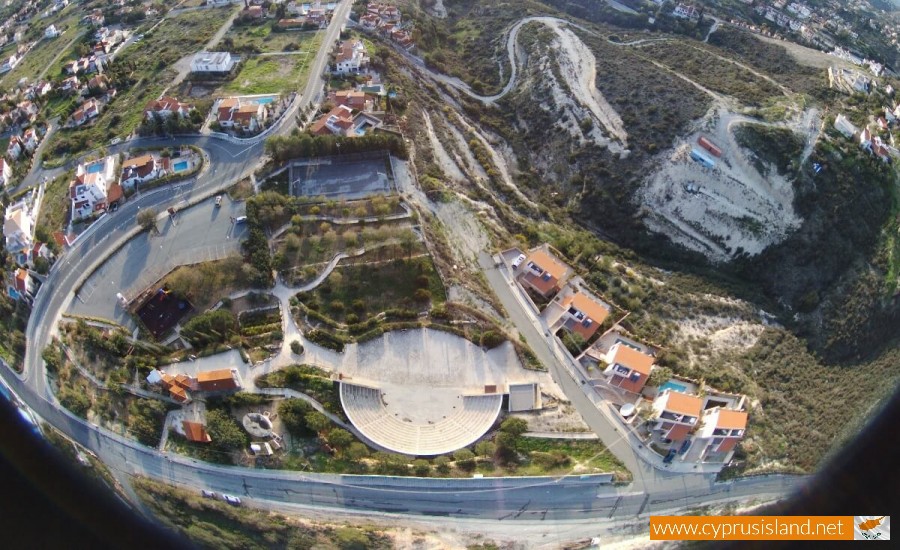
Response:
137,208,158,233
290,340,304,355
304,411,331,434
278,398,313,437
475,441,496,457
328,428,354,456
495,432,519,465
453,448,476,471
500,417,528,437
412,459,431,476
434,455,451,475
347,442,369,460
207,409,249,453
647,366,674,388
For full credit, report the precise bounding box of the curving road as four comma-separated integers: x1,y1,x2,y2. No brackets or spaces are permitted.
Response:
0,0,808,537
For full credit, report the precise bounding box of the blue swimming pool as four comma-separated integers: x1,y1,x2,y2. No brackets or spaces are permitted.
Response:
173,161,189,172
257,97,276,104
659,381,688,394
86,163,103,174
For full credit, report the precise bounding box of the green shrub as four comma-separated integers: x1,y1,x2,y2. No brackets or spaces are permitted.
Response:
290,340,304,355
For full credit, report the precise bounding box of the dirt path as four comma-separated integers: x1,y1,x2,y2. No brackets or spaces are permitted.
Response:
404,16,627,149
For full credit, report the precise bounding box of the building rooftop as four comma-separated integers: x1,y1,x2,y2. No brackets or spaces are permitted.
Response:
659,390,703,417
608,343,654,376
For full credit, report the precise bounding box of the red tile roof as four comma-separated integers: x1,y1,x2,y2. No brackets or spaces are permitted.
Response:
196,369,238,392
609,344,654,376
713,409,748,430
182,421,211,443
661,391,702,417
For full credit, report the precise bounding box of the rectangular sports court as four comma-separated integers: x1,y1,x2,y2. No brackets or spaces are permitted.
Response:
289,155,396,200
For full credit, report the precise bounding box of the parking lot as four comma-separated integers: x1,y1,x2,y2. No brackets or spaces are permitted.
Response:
68,195,247,326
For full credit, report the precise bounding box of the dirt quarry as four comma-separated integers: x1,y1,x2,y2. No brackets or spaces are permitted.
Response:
639,106,806,262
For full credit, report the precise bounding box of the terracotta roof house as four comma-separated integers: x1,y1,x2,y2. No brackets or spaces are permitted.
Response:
87,74,110,92
603,342,654,394
120,154,159,188
329,89,373,111
143,90,183,113
182,421,212,443
8,267,35,301
518,247,573,298
72,98,101,126
217,98,267,132
196,369,239,393
558,291,611,341
310,104,355,135
649,389,703,443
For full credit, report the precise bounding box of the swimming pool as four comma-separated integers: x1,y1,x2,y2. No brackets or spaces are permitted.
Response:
86,163,104,174
659,381,688,394
173,161,189,172
257,97,276,105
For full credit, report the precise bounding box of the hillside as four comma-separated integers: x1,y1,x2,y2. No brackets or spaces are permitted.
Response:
378,0,900,476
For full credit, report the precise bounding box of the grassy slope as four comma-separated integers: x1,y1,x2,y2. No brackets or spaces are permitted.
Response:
0,4,83,87
219,31,323,95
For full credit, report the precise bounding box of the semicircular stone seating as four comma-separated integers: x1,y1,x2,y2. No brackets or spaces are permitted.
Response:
339,382,502,456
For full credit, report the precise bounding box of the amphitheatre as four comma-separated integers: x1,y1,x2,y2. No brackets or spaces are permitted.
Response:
326,328,541,456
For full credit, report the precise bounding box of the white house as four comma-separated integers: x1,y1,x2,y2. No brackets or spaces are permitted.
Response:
3,197,36,259
333,39,369,74
6,135,24,160
22,128,40,153
688,407,748,463
45,24,61,38
0,53,21,74
190,51,236,73
8,268,36,302
0,158,11,186
673,3,700,20
833,114,858,138
70,156,117,221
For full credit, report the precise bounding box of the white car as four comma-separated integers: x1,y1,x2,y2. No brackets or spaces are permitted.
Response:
222,494,241,506
201,490,217,499
511,253,527,269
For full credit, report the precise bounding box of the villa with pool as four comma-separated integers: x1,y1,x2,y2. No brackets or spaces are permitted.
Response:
120,147,198,191
214,95,281,136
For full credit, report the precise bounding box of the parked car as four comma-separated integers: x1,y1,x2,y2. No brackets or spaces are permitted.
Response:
215,195,222,207
233,216,247,224
201,490,217,499
511,253,527,269
222,494,241,506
